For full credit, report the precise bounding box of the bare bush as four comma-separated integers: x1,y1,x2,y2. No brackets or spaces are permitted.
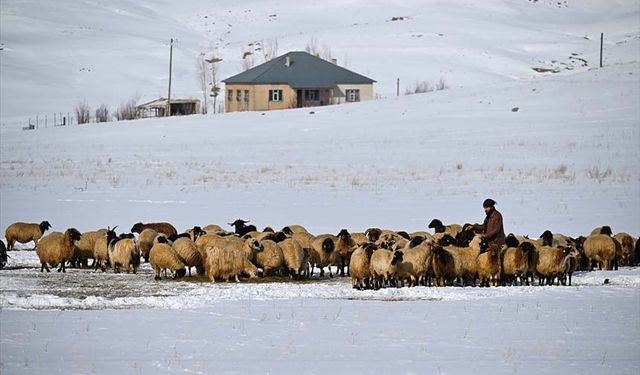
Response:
241,50,255,71
115,98,138,121
75,101,91,124
305,37,320,56
405,78,447,95
262,39,279,62
95,104,110,122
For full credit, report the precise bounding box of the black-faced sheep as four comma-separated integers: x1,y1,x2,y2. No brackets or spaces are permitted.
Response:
36,228,82,272
445,234,487,286
172,237,203,276
349,243,376,289
582,234,616,271
428,219,462,237
335,229,357,276
365,228,383,243
229,219,257,236
72,229,107,268
131,222,177,237
590,226,613,236
108,234,140,273
150,237,186,280
505,233,520,248
369,249,403,289
477,244,502,287
282,225,309,236
205,246,257,282
309,235,338,277
5,221,52,250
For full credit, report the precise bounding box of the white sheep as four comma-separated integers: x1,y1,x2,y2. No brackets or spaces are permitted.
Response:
138,228,158,263
5,221,52,250
395,239,434,287
109,236,140,273
582,234,616,271
36,228,81,272
349,243,376,289
369,249,404,289
280,238,308,279
205,246,257,282
535,246,571,285
254,239,285,276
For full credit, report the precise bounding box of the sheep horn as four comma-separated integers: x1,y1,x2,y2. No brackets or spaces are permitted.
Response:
112,225,118,231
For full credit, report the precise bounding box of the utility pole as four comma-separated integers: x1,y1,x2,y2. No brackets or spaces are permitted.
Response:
167,38,174,117
396,78,400,97
599,33,604,68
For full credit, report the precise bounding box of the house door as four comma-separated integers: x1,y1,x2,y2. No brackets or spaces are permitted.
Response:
296,90,303,108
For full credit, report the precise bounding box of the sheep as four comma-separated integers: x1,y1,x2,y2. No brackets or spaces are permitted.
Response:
309,234,338,277
501,242,536,286
350,232,369,246
444,235,487,286
349,243,377,289
196,234,263,266
205,246,257,282
582,234,616,271
281,225,309,236
36,228,82,272
505,233,520,248
369,249,404,289
633,237,640,266
290,231,315,250
108,234,140,273
5,221,52,250
93,229,117,272
395,239,434,287
590,226,613,236
562,247,581,286
428,219,462,237
131,222,177,237
149,237,186,280
203,224,224,232
335,229,357,276
431,246,460,287
254,239,285,276
172,237,204,276
365,228,383,242
72,229,107,268
539,230,574,248
435,234,456,247
477,244,502,287
376,231,408,250
138,228,158,263
409,231,434,241
280,238,308,279
535,246,571,286
613,232,634,266
0,240,7,270
228,219,257,236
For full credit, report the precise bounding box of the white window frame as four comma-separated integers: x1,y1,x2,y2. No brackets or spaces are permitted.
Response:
346,89,360,102
269,89,283,102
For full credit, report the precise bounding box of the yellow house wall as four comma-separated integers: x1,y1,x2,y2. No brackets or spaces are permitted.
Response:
225,84,296,112
333,84,374,104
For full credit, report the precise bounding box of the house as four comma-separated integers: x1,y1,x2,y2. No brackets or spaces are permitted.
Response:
136,98,201,118
222,51,376,112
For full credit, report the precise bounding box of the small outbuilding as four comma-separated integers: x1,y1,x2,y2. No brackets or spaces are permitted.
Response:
223,51,376,112
137,98,201,118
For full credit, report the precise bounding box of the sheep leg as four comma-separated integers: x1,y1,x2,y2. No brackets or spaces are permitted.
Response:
40,263,50,272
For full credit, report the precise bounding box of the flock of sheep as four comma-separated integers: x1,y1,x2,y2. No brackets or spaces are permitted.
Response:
1,218,638,290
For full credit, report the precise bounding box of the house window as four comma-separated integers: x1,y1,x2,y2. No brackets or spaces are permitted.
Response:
346,89,360,102
304,90,319,101
236,90,242,102
269,89,283,102
244,90,250,103
227,90,233,102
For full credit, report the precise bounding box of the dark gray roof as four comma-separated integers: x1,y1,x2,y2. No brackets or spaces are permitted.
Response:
222,51,376,88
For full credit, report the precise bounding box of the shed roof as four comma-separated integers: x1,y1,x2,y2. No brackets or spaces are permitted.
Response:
222,51,376,88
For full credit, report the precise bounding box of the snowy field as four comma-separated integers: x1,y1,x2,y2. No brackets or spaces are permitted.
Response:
1,0,640,374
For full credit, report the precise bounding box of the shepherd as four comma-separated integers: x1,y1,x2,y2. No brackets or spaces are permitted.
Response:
464,198,506,246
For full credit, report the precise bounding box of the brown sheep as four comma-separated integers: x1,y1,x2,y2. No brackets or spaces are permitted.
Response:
205,246,257,282
150,238,186,280
477,244,502,287
72,229,107,267
428,219,462,238
254,239,285,276
582,234,616,271
108,236,140,274
172,237,203,276
280,238,308,279
281,224,309,236
138,228,158,263
349,243,376,289
335,229,357,276
395,240,434,287
431,246,459,287
369,249,404,289
590,226,613,236
445,235,486,286
309,234,338,277
131,222,177,237
613,232,634,266
5,221,52,250
93,229,117,272
535,246,571,285
501,242,536,286
36,228,81,272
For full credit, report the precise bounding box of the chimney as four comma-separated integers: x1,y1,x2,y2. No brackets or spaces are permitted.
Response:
331,58,337,65
285,56,291,67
